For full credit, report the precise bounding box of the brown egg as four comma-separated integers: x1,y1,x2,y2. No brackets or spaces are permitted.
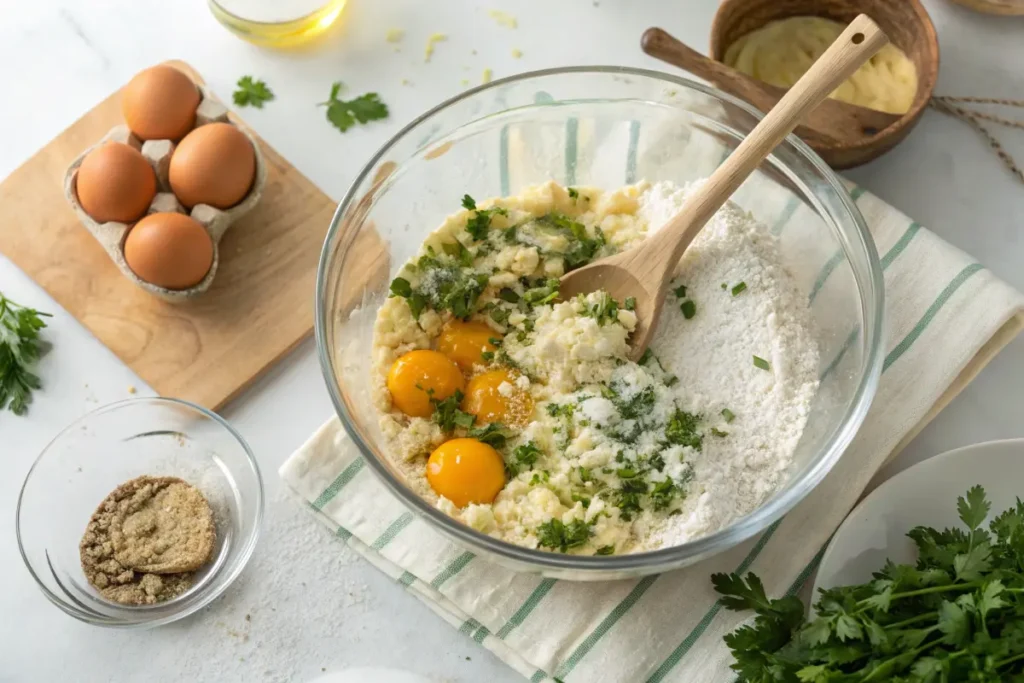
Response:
169,123,256,209
122,65,201,141
124,213,214,290
76,143,157,223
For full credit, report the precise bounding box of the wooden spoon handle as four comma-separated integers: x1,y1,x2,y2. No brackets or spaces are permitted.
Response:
640,28,775,105
650,14,888,267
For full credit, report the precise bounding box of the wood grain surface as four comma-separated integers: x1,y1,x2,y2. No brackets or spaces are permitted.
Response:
0,61,339,410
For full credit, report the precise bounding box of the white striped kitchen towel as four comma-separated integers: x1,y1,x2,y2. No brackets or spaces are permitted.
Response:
280,108,1024,681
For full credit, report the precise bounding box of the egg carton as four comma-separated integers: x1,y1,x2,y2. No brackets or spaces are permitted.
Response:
62,83,267,302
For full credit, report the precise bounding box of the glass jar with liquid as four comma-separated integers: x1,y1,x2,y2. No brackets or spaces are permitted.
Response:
208,0,348,47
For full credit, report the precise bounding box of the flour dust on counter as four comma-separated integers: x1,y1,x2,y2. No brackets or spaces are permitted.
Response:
372,179,819,555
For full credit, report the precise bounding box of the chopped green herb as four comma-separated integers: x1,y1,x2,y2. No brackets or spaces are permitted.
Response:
468,422,512,449
534,213,605,270
649,479,676,511
522,279,560,307
680,300,696,319
720,283,727,290
721,408,736,423
710,427,729,437
624,296,636,311
507,441,542,477
567,187,579,200
615,477,648,520
441,240,473,267
481,351,494,362
431,390,475,431
581,291,620,326
595,545,615,556
616,467,638,479
536,518,592,552
461,194,476,210
730,281,747,296
389,277,412,298
665,408,702,450
753,355,770,371
233,76,274,108
320,83,389,133
498,287,520,303
673,285,687,298
577,466,593,482
613,385,656,420
546,402,575,418
638,348,654,365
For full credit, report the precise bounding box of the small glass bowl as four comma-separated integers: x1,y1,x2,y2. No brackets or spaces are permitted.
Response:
208,0,348,48
16,397,263,628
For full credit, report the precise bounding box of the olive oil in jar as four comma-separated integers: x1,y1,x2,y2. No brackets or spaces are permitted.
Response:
208,0,348,48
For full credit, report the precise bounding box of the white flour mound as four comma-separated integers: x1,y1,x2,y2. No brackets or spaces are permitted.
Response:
640,180,819,547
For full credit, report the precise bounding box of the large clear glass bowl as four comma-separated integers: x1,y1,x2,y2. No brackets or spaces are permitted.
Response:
315,67,884,580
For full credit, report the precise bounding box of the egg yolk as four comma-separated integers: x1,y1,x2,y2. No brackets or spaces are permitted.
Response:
462,369,534,427
426,438,506,507
387,350,466,418
437,320,500,372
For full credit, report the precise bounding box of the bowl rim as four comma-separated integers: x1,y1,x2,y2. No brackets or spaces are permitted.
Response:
15,396,264,627
315,65,885,573
707,0,940,153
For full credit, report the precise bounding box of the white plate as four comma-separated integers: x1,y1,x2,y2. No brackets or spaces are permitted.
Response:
812,438,1024,597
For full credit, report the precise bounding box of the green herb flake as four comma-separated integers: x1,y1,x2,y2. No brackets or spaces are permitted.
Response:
467,422,511,449
498,287,520,303
673,285,687,298
595,545,615,556
721,408,736,423
507,441,542,477
710,427,728,437
431,390,475,432
320,83,389,133
536,518,593,553
680,299,696,319
233,76,275,108
730,281,747,296
624,296,636,311
567,187,579,200
753,355,770,371
665,408,702,450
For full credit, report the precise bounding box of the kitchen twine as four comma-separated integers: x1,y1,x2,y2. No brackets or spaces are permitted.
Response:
930,95,1024,185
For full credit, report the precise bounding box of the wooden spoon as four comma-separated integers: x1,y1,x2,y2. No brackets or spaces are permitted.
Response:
560,14,888,361
640,26,901,145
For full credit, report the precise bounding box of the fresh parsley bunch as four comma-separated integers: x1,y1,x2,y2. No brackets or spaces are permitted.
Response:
0,293,50,415
714,486,1024,682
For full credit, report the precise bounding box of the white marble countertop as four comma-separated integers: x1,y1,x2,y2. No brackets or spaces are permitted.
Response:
3,1,1023,681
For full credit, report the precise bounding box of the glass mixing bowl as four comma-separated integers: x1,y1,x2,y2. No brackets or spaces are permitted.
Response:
316,67,884,580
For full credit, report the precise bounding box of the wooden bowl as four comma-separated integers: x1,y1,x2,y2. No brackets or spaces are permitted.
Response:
710,0,939,169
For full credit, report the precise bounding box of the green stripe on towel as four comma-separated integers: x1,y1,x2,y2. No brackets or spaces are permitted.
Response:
496,578,558,640
430,551,475,590
311,457,365,510
370,512,414,550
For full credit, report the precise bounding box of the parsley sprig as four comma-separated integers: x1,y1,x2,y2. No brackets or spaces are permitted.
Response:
536,518,593,553
320,82,389,133
715,486,1024,682
0,293,50,415
232,76,275,108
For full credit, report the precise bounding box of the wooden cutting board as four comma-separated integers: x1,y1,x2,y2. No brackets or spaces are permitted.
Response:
0,62,339,410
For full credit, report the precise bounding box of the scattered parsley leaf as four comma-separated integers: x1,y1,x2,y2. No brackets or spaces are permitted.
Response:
721,408,736,423
233,76,275,108
680,300,696,319
0,293,50,415
567,187,579,200
710,427,728,437
624,296,636,311
753,355,770,371
595,545,615,555
731,281,747,296
665,408,702,450
461,194,477,210
431,390,474,431
468,422,512,449
320,83,389,133
673,285,687,298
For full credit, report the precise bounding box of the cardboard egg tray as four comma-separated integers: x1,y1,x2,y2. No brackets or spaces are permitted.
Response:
62,82,267,302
